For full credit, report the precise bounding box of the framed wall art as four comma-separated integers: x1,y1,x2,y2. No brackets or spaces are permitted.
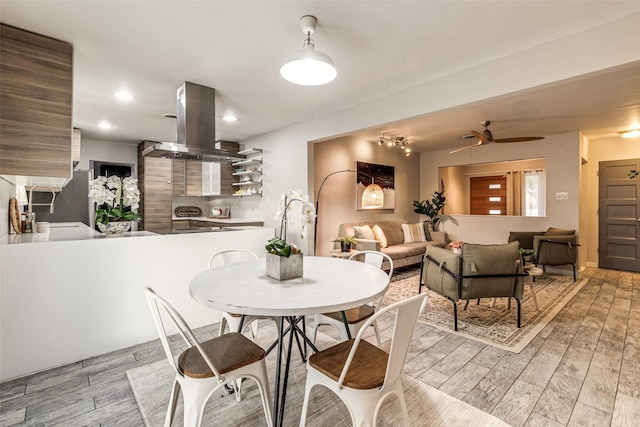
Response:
356,161,395,210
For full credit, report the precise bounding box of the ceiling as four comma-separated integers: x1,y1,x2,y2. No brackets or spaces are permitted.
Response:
2,1,640,154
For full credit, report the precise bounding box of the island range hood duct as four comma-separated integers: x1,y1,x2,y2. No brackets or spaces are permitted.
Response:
142,82,245,162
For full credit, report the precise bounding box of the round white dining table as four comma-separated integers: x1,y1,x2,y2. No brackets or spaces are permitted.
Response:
189,255,390,427
189,256,390,316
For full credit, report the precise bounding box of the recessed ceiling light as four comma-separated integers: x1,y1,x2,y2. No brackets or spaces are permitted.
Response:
222,115,238,122
98,121,113,129
620,129,640,138
114,91,133,101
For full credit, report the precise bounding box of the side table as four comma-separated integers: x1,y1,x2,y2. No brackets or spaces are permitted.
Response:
330,249,359,259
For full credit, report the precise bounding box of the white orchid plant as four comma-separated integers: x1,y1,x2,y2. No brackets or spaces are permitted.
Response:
89,175,142,225
266,189,316,257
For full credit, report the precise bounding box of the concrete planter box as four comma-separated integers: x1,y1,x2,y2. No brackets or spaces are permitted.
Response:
266,252,303,280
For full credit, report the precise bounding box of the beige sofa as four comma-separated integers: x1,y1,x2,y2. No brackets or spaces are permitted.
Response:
337,220,447,269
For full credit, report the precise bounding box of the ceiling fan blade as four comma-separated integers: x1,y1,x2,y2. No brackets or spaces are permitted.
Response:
449,141,483,154
471,130,486,142
493,137,545,143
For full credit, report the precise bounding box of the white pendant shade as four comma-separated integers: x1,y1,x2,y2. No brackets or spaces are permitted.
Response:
280,44,337,86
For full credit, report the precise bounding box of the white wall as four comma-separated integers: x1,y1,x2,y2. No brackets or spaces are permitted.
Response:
0,228,274,381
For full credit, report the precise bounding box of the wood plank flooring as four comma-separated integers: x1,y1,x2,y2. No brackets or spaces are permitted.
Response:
1,267,638,426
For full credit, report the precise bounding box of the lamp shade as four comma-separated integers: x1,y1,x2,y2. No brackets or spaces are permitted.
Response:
280,44,337,86
361,183,384,208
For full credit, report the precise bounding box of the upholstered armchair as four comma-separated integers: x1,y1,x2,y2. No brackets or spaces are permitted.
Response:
508,227,579,280
420,242,526,331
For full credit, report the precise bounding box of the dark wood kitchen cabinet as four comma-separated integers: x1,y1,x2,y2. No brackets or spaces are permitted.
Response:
0,24,73,181
138,141,172,234
172,159,203,196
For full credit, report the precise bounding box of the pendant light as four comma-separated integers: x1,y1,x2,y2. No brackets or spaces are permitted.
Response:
361,180,384,209
280,15,337,86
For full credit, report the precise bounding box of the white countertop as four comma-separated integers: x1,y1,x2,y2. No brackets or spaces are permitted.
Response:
171,216,264,224
0,222,157,245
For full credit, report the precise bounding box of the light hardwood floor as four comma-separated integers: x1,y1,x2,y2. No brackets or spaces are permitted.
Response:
1,267,638,426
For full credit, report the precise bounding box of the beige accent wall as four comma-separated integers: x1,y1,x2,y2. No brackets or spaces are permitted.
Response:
313,136,420,256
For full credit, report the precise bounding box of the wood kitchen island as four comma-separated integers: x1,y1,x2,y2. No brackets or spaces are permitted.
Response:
0,225,275,381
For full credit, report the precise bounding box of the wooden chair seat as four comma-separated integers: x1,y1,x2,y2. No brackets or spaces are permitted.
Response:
308,339,388,390
323,305,375,324
178,332,265,379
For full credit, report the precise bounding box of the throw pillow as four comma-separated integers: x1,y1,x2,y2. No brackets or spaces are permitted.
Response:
353,224,375,240
402,223,426,243
372,224,388,248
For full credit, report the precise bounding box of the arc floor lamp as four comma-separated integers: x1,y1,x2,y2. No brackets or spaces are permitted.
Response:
313,169,384,255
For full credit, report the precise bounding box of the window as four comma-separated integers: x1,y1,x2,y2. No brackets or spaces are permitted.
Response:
523,169,546,216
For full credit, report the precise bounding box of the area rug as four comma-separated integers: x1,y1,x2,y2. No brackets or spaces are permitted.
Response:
383,267,588,353
127,330,509,427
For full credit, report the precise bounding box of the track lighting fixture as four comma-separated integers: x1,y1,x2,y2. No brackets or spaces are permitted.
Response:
378,133,411,156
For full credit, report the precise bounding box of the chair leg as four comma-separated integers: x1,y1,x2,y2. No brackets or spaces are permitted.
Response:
218,316,227,337
299,382,314,427
447,297,458,331
310,315,320,345
164,378,181,427
181,380,212,427
516,298,521,328
372,320,382,347
572,264,576,281
394,382,411,427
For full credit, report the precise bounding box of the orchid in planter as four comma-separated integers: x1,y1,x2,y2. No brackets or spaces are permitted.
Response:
89,176,142,227
266,190,315,280
268,189,316,256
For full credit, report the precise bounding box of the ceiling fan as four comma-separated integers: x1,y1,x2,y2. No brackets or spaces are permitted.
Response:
449,120,544,154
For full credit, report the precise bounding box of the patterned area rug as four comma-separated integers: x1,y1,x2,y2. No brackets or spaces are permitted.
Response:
382,267,588,353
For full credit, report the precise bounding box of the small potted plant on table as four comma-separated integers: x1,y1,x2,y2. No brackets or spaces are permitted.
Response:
333,235,357,252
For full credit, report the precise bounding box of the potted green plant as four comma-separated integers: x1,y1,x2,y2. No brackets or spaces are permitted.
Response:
333,235,357,252
413,190,446,232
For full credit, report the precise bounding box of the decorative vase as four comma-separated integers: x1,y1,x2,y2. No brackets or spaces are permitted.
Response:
97,221,131,236
266,252,303,280
340,242,351,252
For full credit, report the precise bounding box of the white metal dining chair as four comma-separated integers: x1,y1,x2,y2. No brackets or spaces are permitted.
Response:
300,293,428,427
208,250,271,339
144,287,273,427
310,251,393,346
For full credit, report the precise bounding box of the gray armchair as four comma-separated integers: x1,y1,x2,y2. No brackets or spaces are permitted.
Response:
420,242,526,331
508,228,579,280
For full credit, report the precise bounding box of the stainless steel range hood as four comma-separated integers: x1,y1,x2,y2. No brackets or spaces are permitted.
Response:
142,82,245,162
